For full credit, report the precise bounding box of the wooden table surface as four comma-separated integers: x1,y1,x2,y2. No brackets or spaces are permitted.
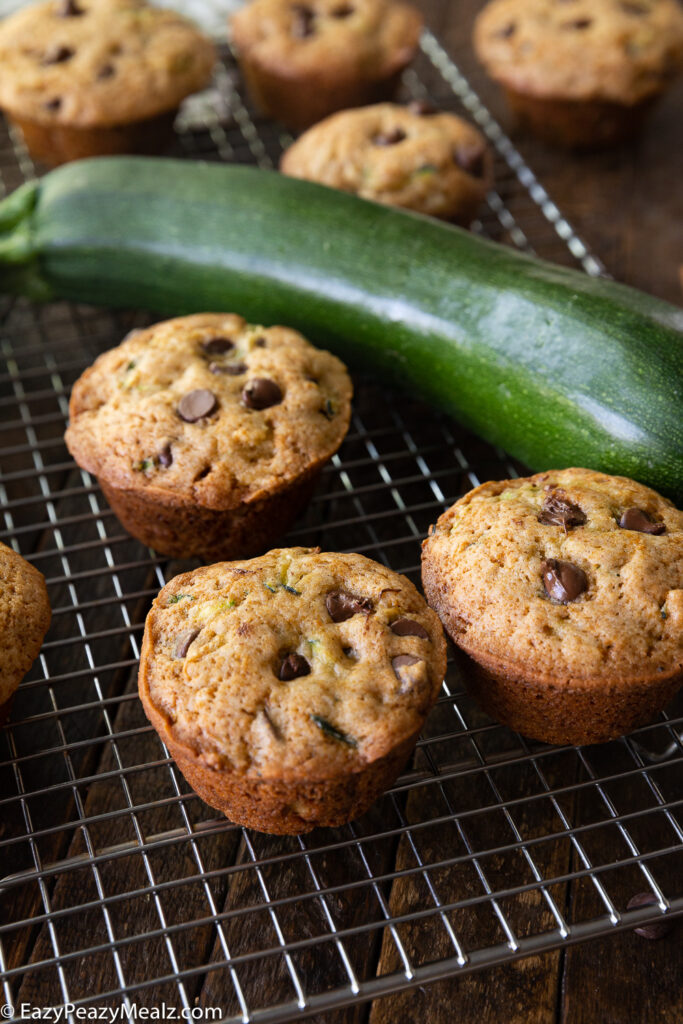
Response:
1,2,681,1022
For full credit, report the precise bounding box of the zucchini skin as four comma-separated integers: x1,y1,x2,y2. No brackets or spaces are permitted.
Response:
2,157,682,498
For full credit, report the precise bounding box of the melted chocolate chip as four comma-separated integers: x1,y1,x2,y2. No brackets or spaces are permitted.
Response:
374,128,407,146
175,628,199,659
44,97,62,111
627,893,673,940
496,22,516,38
408,100,435,116
201,337,234,356
542,558,587,603
42,45,74,65
210,361,247,375
242,378,282,410
291,3,315,37
97,63,115,79
392,654,425,690
563,17,592,28
619,0,648,13
391,617,429,639
279,652,311,681
157,443,173,468
332,2,354,16
177,389,217,422
538,490,587,531
254,337,267,347
326,590,373,623
453,143,486,178
619,508,666,535
57,0,84,15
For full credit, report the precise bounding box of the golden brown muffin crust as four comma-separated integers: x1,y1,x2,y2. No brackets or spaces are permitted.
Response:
0,0,216,127
0,543,51,707
280,102,493,222
139,547,447,782
474,0,683,104
65,314,352,513
422,468,683,686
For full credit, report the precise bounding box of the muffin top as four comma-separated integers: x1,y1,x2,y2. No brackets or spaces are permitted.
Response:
231,0,422,81
422,468,683,684
139,547,447,779
280,102,493,221
0,0,216,127
0,543,51,706
65,314,352,510
474,0,683,104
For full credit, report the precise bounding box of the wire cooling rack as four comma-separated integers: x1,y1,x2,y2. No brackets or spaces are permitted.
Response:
1,27,682,1024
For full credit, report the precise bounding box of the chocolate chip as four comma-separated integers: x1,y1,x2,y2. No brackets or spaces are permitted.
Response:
175,629,199,659
408,100,436,116
177,389,217,422
210,361,247,376
392,654,425,690
157,443,173,468
201,337,234,356
391,617,429,639
254,337,267,347
326,590,373,623
496,22,516,38
332,3,354,16
619,0,648,13
279,652,311,681
57,0,84,15
562,17,592,28
291,4,315,37
627,893,673,940
97,63,115,79
538,490,587,531
242,378,282,410
374,128,407,146
42,45,74,65
453,143,486,178
44,98,62,111
619,508,666,535
542,558,587,603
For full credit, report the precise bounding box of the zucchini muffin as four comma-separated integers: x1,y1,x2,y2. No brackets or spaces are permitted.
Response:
474,0,683,147
139,547,447,833
422,468,683,745
230,0,423,131
0,0,216,165
280,102,493,224
0,543,51,725
65,314,352,561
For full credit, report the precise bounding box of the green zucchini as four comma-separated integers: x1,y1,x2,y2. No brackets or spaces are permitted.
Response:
1,157,682,498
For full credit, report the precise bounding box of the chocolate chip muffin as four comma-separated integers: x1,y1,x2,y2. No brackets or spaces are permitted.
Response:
280,102,493,224
230,0,423,131
65,314,352,561
0,543,51,725
0,0,216,165
422,468,683,745
474,0,683,147
139,547,447,833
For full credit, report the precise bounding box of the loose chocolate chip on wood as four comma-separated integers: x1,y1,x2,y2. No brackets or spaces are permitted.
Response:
175,628,200,659
627,893,673,940
157,443,173,468
408,100,435,116
538,490,587,530
210,361,247,375
177,389,217,422
57,0,84,15
42,45,74,64
374,128,407,146
619,508,666,535
326,590,373,622
453,143,486,177
201,337,234,356
291,4,315,37
542,558,587,603
242,378,282,410
391,617,429,639
279,652,311,681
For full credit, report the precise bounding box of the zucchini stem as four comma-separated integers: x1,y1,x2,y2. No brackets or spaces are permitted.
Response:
0,180,53,299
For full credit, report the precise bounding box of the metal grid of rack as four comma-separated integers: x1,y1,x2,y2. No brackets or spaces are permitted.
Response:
1,28,682,1023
